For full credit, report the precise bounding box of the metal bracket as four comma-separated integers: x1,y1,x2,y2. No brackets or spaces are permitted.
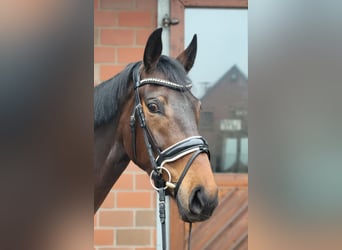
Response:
162,14,179,28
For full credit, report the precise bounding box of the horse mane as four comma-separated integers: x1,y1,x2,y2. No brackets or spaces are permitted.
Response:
156,56,191,86
94,62,139,128
94,56,191,128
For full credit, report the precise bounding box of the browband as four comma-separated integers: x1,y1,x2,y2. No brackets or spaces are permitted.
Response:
137,78,192,90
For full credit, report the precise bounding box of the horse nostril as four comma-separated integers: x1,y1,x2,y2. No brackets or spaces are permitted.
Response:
189,186,218,218
189,187,205,215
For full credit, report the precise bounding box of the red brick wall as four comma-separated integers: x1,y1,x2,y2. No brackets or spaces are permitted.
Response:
94,0,157,85
94,1,157,249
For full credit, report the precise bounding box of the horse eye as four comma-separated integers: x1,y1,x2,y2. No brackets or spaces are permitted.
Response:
147,103,160,113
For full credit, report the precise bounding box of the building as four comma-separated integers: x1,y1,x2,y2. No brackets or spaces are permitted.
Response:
200,65,248,173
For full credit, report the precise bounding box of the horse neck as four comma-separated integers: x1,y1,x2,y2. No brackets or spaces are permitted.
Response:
94,117,124,168
94,81,134,212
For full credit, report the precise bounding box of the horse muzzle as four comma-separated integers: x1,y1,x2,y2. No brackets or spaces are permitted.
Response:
177,185,218,223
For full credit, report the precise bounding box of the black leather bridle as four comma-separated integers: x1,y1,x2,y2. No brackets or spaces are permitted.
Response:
129,65,210,250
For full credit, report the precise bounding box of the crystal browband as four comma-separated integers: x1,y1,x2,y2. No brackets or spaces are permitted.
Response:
138,78,192,90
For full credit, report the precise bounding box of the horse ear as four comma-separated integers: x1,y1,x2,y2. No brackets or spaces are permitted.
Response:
143,28,163,73
176,34,197,73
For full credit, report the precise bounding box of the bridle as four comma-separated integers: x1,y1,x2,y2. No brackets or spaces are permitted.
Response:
129,64,210,250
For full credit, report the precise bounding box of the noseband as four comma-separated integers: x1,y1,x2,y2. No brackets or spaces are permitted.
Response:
129,65,210,250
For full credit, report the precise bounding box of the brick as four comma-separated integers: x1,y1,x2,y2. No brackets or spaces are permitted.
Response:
136,210,155,227
100,65,125,81
118,11,152,27
136,0,157,10
94,248,132,250
94,47,115,63
113,173,133,189
103,248,133,250
125,161,144,172
108,248,133,250
94,10,117,26
101,29,134,45
96,246,132,250
118,47,144,63
94,0,99,10
152,228,156,246
152,12,157,26
94,64,100,82
105,247,134,250
94,229,114,245
94,213,98,227
100,210,133,227
136,29,153,46
94,28,100,45
135,173,151,190
116,229,150,245
101,0,134,9
101,191,115,208
116,191,151,208
151,192,156,205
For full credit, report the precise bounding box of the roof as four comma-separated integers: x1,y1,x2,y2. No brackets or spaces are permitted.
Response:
201,65,248,101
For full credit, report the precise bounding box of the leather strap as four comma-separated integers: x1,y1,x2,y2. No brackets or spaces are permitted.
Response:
174,150,204,198
156,136,210,166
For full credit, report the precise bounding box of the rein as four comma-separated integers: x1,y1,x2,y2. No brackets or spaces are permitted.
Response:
129,65,210,250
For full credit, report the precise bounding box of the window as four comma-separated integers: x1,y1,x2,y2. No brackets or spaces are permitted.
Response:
184,8,248,172
221,138,238,171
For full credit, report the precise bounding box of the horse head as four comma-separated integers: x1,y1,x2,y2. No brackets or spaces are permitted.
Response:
120,28,218,222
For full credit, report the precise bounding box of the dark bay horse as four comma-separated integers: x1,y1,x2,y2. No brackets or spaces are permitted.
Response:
94,28,218,223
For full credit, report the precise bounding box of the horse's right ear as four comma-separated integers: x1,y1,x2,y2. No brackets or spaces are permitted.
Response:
143,28,163,73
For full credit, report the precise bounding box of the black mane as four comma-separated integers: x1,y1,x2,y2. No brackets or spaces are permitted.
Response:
94,62,139,128
155,56,191,86
94,56,191,128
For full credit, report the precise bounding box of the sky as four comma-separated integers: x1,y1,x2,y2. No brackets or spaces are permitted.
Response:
185,8,248,98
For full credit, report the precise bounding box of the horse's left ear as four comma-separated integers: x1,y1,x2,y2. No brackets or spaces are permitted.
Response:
176,34,197,73
143,28,163,73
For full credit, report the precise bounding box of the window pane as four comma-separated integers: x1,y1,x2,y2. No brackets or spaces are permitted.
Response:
221,138,237,172
185,8,248,173
240,137,248,166
185,8,248,98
